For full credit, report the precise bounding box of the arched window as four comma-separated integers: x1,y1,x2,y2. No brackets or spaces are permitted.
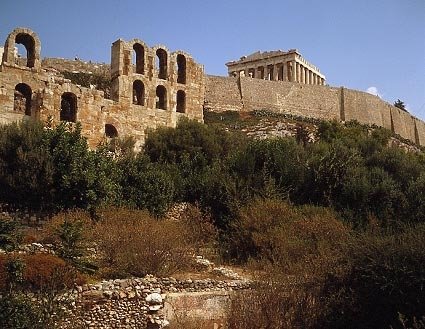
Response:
133,43,144,74
14,83,32,115
105,124,118,138
156,85,167,110
176,90,186,113
133,80,145,106
60,92,77,122
15,33,36,68
177,54,186,84
156,49,167,80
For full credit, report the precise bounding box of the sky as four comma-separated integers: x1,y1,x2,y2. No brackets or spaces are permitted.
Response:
1,0,424,119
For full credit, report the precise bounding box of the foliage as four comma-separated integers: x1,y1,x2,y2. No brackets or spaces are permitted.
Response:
0,216,21,251
0,120,54,209
0,121,118,212
92,208,194,277
394,99,407,111
0,252,84,329
117,154,175,217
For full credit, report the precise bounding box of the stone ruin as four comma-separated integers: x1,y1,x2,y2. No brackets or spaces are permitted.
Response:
0,27,204,149
1,27,424,147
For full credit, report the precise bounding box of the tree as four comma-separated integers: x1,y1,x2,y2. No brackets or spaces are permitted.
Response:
394,99,407,112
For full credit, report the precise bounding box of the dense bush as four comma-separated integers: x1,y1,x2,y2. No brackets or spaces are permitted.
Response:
0,121,118,212
227,198,425,329
92,208,195,278
322,224,425,329
0,253,85,292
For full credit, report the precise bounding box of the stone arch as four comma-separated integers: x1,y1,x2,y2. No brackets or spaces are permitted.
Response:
133,80,145,106
14,83,32,115
176,90,186,113
156,85,167,110
105,124,118,138
176,54,186,84
3,28,41,69
60,92,77,122
132,42,145,74
156,48,168,80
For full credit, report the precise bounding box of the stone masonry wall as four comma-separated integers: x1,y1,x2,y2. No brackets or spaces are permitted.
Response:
204,76,425,146
0,28,204,150
239,77,340,121
60,275,250,329
204,75,243,112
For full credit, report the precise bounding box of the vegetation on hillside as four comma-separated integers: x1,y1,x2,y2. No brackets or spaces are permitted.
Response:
0,116,424,328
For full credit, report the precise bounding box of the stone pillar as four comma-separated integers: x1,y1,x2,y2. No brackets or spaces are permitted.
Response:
283,62,288,81
309,71,314,85
273,64,279,81
292,61,297,82
300,66,304,84
296,63,301,83
305,69,310,84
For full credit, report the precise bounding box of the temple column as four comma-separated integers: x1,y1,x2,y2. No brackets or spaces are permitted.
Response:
305,69,310,84
309,71,314,85
283,62,288,81
292,61,297,82
300,66,305,84
297,63,302,83
273,64,278,81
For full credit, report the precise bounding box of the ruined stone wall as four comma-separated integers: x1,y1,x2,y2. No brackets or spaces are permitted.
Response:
59,275,249,329
42,58,110,76
0,28,204,150
204,76,425,146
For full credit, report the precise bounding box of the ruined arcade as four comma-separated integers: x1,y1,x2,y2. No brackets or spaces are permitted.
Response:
0,28,204,148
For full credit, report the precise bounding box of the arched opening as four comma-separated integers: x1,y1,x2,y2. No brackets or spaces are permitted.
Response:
60,92,77,122
105,124,118,138
15,33,36,68
14,83,32,115
156,85,167,110
156,49,167,80
133,43,144,74
176,90,186,113
133,80,145,106
177,54,186,84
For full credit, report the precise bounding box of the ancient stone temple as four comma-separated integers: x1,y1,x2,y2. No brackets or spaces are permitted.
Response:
226,49,325,85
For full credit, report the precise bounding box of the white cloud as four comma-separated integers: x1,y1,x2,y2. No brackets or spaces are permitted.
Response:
366,86,381,97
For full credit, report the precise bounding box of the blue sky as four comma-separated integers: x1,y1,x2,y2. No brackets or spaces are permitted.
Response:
1,0,424,119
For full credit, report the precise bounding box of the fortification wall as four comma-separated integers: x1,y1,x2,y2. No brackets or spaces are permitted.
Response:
203,75,243,112
204,76,425,146
239,77,341,121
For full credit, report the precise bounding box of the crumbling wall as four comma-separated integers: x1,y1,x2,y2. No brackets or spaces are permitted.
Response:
60,275,250,329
